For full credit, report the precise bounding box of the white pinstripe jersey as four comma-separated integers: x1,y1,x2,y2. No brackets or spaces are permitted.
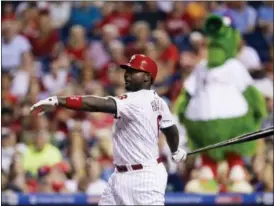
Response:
109,89,174,165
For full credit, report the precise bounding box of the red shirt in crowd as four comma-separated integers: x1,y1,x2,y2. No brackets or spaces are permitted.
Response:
97,11,134,36
27,30,59,58
159,44,180,72
165,13,192,37
65,44,88,62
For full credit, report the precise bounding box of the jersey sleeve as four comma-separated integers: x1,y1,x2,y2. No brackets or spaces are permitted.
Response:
108,94,140,120
160,99,175,129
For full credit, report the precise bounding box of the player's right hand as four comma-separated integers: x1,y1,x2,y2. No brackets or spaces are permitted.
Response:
172,148,187,163
30,96,59,116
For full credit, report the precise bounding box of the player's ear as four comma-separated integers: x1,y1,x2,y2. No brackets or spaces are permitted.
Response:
144,73,150,82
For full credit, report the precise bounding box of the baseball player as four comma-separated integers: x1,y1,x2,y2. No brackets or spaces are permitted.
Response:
30,54,187,205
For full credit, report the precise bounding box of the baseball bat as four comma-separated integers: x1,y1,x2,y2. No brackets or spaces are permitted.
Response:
187,126,274,156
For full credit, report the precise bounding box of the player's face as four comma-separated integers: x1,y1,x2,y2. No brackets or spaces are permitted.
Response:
124,68,147,91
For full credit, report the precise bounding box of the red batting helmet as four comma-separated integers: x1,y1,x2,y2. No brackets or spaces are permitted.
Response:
120,54,158,82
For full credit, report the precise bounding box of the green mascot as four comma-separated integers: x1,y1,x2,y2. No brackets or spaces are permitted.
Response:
175,15,267,193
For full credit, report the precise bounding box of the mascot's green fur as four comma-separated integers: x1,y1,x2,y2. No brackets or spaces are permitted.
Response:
175,15,267,161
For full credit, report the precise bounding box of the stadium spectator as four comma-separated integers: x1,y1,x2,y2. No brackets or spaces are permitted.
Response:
103,65,126,96
88,136,113,181
10,66,31,98
254,76,273,114
156,0,174,13
17,2,39,37
153,29,179,74
68,1,102,35
37,165,53,193
265,46,273,80
24,76,43,105
262,161,273,192
65,25,88,67
41,53,70,94
164,2,191,38
47,2,72,30
238,39,262,71
152,29,180,98
108,40,127,65
257,1,274,24
225,2,257,34
144,42,159,61
257,1,274,43
1,107,17,134
2,128,17,174
254,75,274,142
179,49,199,79
126,21,152,58
96,137,113,166
80,59,96,90
144,42,167,96
27,13,60,59
2,19,32,73
190,32,206,57
2,3,16,22
93,2,115,35
88,111,113,143
252,133,273,192
185,1,208,30
23,130,62,176
217,162,229,192
65,128,87,183
99,40,127,84
33,115,49,133
48,162,71,193
2,73,18,106
7,152,27,192
87,24,119,71
207,1,227,14
2,170,8,191
84,158,107,195
252,154,267,191
78,175,89,193
96,2,134,37
134,1,166,30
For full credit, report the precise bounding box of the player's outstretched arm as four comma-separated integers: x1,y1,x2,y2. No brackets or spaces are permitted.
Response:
30,95,117,115
58,96,116,113
161,125,187,163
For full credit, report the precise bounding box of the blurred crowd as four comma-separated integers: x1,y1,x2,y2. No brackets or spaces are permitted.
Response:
1,1,273,195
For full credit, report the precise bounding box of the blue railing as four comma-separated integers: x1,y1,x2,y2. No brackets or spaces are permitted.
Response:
2,192,273,205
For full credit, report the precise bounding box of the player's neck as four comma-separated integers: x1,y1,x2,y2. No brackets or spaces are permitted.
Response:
135,86,151,91
141,83,151,90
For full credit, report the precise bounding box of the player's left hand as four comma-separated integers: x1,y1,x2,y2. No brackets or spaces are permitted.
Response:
30,96,59,116
172,148,187,163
